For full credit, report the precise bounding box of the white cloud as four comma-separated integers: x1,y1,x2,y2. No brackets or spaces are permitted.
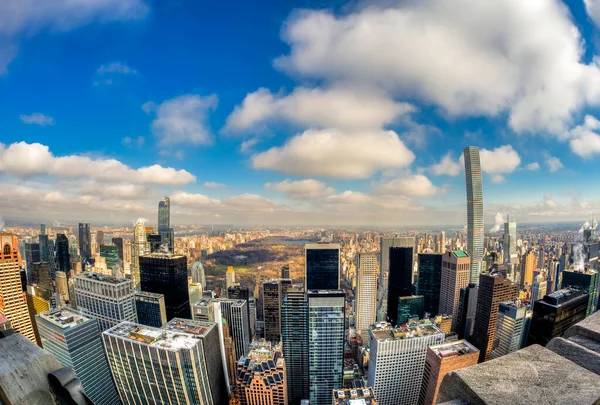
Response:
585,0,600,28
240,138,260,154
251,128,414,178
122,136,145,148
265,179,334,199
225,86,414,132
543,152,564,172
78,182,149,199
491,174,505,183
526,162,540,171
373,174,440,196
225,194,280,212
274,0,600,134
326,190,372,205
97,62,137,75
20,113,54,126
171,192,221,206
0,142,195,184
479,145,521,174
564,115,600,157
431,153,461,176
0,0,148,74
144,94,218,147
204,181,227,189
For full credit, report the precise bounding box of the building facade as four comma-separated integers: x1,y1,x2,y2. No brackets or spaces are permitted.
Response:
134,291,167,327
561,269,598,316
281,286,308,405
236,340,287,405
78,223,91,260
378,236,414,322
355,252,378,337
305,244,340,291
463,146,484,285
417,253,443,316
132,219,150,288
263,280,282,343
439,250,471,332
489,300,530,359
219,298,251,359
387,246,414,326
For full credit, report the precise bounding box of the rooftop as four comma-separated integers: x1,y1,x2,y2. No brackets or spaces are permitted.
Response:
75,272,129,285
543,287,588,307
429,340,479,360
38,308,91,329
104,322,198,351
163,318,215,338
134,291,164,299
370,320,443,341
140,252,185,259
333,388,377,405
451,250,469,258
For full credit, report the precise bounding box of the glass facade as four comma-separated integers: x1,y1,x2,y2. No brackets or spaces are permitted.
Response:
55,234,71,275
561,270,598,316
78,223,91,260
281,286,308,405
135,291,167,327
305,245,340,291
417,253,442,316
387,246,413,326
397,295,424,325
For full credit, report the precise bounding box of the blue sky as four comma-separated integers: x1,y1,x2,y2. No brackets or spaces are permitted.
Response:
2,0,600,226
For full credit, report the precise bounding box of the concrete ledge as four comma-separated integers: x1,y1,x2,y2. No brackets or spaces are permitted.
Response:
564,312,600,342
437,344,600,405
548,337,600,376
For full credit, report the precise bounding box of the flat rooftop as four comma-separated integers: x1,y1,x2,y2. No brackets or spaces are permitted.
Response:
104,322,198,351
75,272,129,284
38,308,91,329
134,291,164,299
333,388,377,405
370,320,442,341
429,340,479,360
140,252,185,259
305,243,340,249
163,318,214,338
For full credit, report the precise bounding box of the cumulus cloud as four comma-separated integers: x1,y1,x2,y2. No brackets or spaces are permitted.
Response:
265,179,334,199
431,153,461,176
251,128,414,178
274,0,600,134
0,142,195,184
373,174,440,196
526,162,540,171
225,86,414,132
543,151,564,172
143,94,218,147
20,113,54,126
491,174,505,184
564,115,600,157
204,181,227,189
78,182,149,200
0,0,149,74
97,61,137,75
479,145,521,174
122,136,145,148
171,192,221,206
490,212,505,232
585,0,600,28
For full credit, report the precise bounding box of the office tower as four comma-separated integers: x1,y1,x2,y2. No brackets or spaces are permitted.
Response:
226,266,236,290
397,296,424,325
281,286,308,405
30,261,52,298
463,146,484,284
78,223,91,260
439,250,471,331
192,261,206,286
220,298,251,358
307,290,345,405
503,216,517,265
235,340,288,405
100,244,120,276
39,226,50,264
561,269,598,316
0,233,36,343
134,291,167,327
489,300,530,359
158,196,174,253
367,321,444,405
103,319,227,405
228,284,252,337
387,246,413,326
96,230,105,248
123,238,132,267
132,219,150,288
55,271,69,303
112,237,124,261
221,317,237,388
193,297,216,322
263,280,282,342
189,283,203,309
146,233,161,253
36,308,119,404
527,287,589,346
139,253,191,320
520,249,536,287
355,252,378,337
531,275,547,303
74,272,137,331
418,340,479,405
417,253,443,316
378,236,415,321
471,271,518,362
55,233,70,277
305,243,341,290
281,264,290,279
456,283,478,340
24,242,40,283
19,267,27,292
548,260,560,294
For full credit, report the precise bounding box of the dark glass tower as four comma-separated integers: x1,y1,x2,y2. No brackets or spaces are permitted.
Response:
55,234,71,275
39,224,50,263
561,269,598,316
78,223,91,260
24,243,40,284
111,237,124,261
158,196,174,253
134,291,167,327
397,295,424,325
139,253,190,320
281,286,308,405
417,253,443,315
263,280,281,343
228,284,252,340
457,283,479,340
305,244,340,290
387,246,414,326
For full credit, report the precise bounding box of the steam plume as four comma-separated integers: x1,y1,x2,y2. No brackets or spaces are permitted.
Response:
490,212,505,233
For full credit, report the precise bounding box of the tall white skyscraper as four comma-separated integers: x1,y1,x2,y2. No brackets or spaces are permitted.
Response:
531,275,547,303
377,236,414,321
355,252,378,337
503,216,517,265
463,146,484,285
132,219,150,288
367,321,444,405
74,272,137,331
192,261,206,286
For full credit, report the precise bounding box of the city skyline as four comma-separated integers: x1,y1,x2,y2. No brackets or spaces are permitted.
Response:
3,1,600,226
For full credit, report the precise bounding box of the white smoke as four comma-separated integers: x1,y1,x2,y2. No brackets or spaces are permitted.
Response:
490,212,505,233
578,221,590,233
134,217,148,225
159,243,170,254
573,242,585,272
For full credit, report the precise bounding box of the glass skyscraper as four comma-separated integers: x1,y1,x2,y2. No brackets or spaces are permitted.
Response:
378,236,415,322
158,196,174,253
134,291,167,327
78,223,91,260
387,246,413,326
463,146,484,285
281,285,308,405
55,233,71,276
37,307,119,405
305,244,340,290
417,253,443,316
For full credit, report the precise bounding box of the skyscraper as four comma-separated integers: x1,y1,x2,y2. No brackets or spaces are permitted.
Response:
55,271,69,304
228,285,252,338
367,321,444,405
235,340,288,405
100,244,120,276
112,237,124,261
158,196,174,253
192,261,206,286
74,272,137,331
0,233,36,343
456,283,478,340
103,319,227,405
226,266,236,290
378,236,414,321
489,300,530,359
527,287,589,347
36,308,119,405
503,216,517,265
24,242,40,284
463,146,484,285
355,252,378,337
531,274,547,303
281,286,308,405
132,219,150,288
418,340,479,405
263,280,281,342
561,269,598,316
439,250,471,331
305,243,340,291
134,291,167,327
417,253,443,316
78,223,91,260
139,253,191,320
308,290,345,405
397,295,424,325
387,246,413,326
39,224,50,263
55,233,71,275
219,298,251,358
471,271,518,362
281,264,290,279
520,249,536,287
